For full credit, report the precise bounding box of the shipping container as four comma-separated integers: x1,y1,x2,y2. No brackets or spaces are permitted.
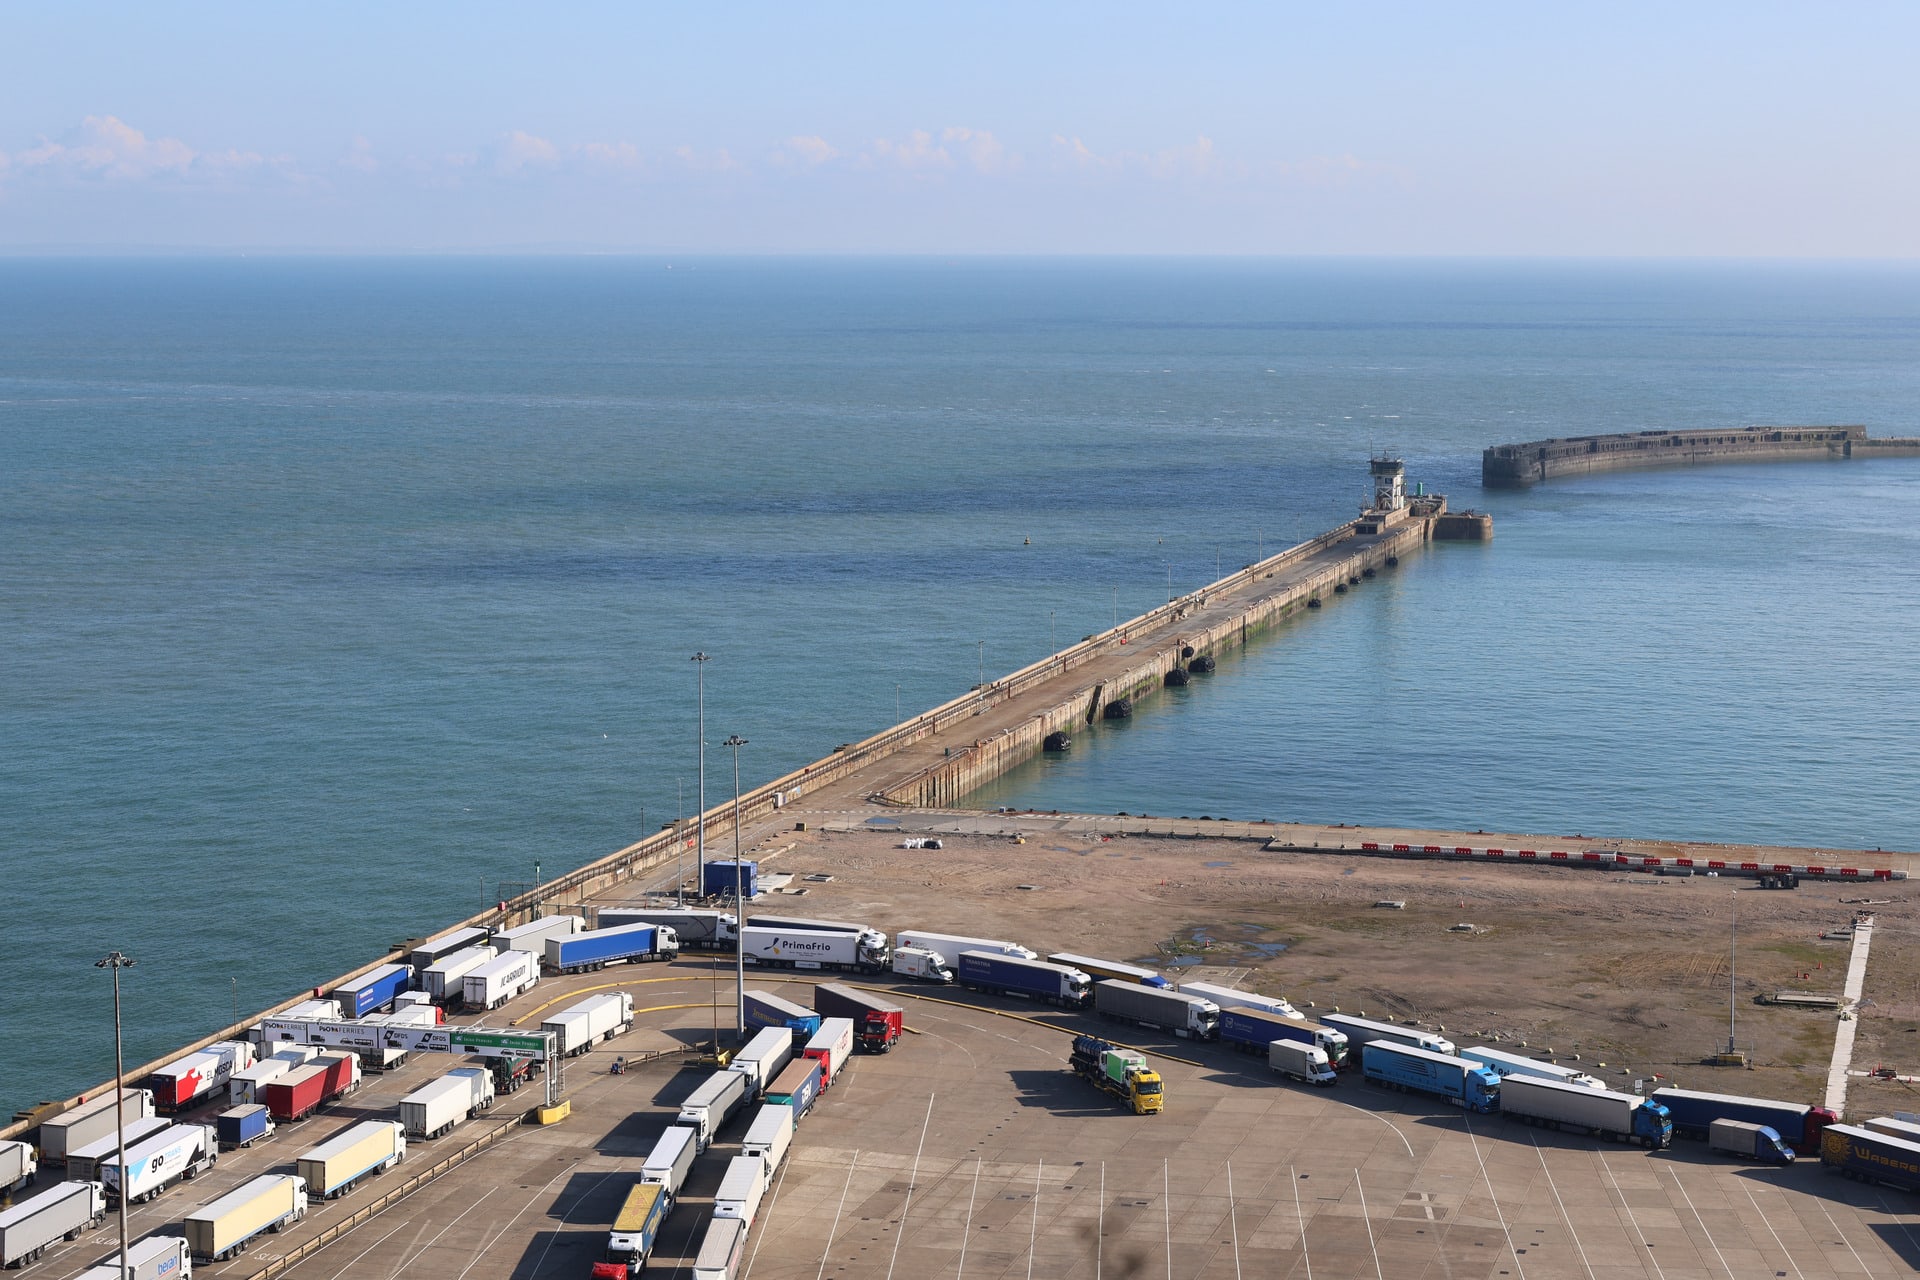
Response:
38,1089,156,1164
184,1173,307,1261
1462,1046,1604,1090
69,1232,190,1280
397,1075,477,1139
422,945,498,1002
461,949,539,1011
676,1069,750,1152
0,1180,105,1269
803,1018,856,1088
1647,1087,1837,1147
1049,952,1170,988
599,908,735,949
1361,1042,1500,1113
1820,1123,1920,1192
955,952,1091,1007
215,1103,275,1149
544,924,677,974
742,989,822,1038
896,929,1036,963
1175,980,1300,1021
332,964,412,1019
764,1058,823,1120
490,913,583,955
409,927,491,971
741,1104,795,1175
728,1027,795,1093
1501,1076,1671,1147
100,1124,217,1204
66,1116,171,1181
1094,981,1219,1038
713,1154,769,1229
541,992,635,1056
1322,1013,1455,1057
639,1126,697,1204
813,983,905,1053
690,1215,746,1280
296,1120,405,1199
149,1041,256,1112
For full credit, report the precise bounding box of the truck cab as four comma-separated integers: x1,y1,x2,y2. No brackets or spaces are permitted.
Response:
1633,1100,1674,1149
1112,1054,1164,1115
892,946,953,983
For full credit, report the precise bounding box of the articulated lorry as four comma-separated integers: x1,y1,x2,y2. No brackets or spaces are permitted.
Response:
955,952,1091,1007
742,1104,795,1175
1269,1039,1338,1086
1069,1035,1163,1114
813,983,905,1052
541,992,634,1056
228,1058,290,1106
741,925,889,973
37,1089,155,1165
397,1074,483,1139
262,1052,361,1123
409,927,490,971
890,946,953,983
896,930,1035,964
422,945,497,1002
1361,1042,1499,1113
150,1041,256,1112
743,989,823,1038
691,1216,746,1280
676,1069,750,1152
297,1120,405,1199
332,964,411,1019
461,950,539,1011
1323,1013,1454,1057
490,912,583,956
184,1173,307,1261
543,924,677,974
1647,1087,1837,1147
591,1181,666,1280
713,1154,769,1230
1048,952,1169,988
1217,1008,1349,1066
67,1117,171,1181
1501,1076,1672,1148
1708,1119,1795,1164
0,1141,34,1195
71,1234,190,1280
599,908,736,950
215,1103,275,1149
803,1018,855,1089
1176,981,1299,1020
1094,981,1219,1038
0,1181,106,1269
1820,1123,1920,1192
1462,1046,1603,1090
765,1058,823,1120
101,1124,218,1204
729,1026,795,1093
639,1126,698,1208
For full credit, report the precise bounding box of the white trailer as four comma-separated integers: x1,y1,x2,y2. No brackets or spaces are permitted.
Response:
397,1075,477,1139
677,1069,750,1152
729,1027,795,1093
280,1000,341,1022
0,1140,35,1195
67,1116,172,1181
639,1125,698,1205
803,1018,856,1088
740,926,888,972
297,1120,406,1199
0,1180,106,1269
741,1104,795,1175
1176,980,1301,1020
691,1215,746,1280
228,1057,291,1106
1463,1045,1604,1090
1499,1076,1671,1148
38,1089,157,1164
712,1154,769,1229
422,944,497,1002
410,926,491,971
490,913,583,955
444,1065,497,1114
101,1124,217,1204
541,992,634,1056
70,1233,190,1280
1321,1013,1455,1056
890,946,954,983
1094,981,1221,1039
1269,1039,1338,1085
598,907,736,949
895,929,1035,963
461,950,539,1011
184,1173,308,1261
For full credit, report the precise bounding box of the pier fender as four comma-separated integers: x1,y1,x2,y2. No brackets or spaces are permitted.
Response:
1163,668,1191,687
1187,654,1216,675
1180,644,1196,659
1103,698,1134,721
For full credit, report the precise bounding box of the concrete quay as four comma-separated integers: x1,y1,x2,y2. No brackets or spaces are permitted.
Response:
1482,423,1920,486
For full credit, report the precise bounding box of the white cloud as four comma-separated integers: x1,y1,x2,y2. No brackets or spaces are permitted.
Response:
671,145,737,172
777,135,840,167
941,127,1005,174
0,115,294,188
489,129,561,175
581,141,642,172
859,126,1007,176
341,136,378,174
1048,133,1224,180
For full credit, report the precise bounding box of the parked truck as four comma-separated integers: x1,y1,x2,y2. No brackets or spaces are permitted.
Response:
150,1041,257,1112
1069,1035,1164,1114
1820,1123,1920,1192
101,1124,218,1204
490,912,583,956
1864,1116,1920,1143
422,945,497,1003
37,1089,155,1165
297,1120,405,1199
741,925,888,973
742,1104,795,1175
729,1026,795,1094
1217,1008,1348,1066
409,926,490,971
0,1181,106,1269
397,1074,480,1139
743,989,823,1039
896,929,1036,963
1647,1086,1838,1147
803,1018,855,1089
691,1215,746,1280
890,946,954,983
1361,1042,1500,1113
745,912,874,934
262,1052,361,1123
639,1126,697,1208
591,1181,666,1280
71,1233,190,1280
1708,1118,1795,1164
444,1065,497,1114
333,964,412,1019
955,952,1091,1008
184,1173,307,1261
1269,1039,1338,1086
228,1058,291,1106
0,1141,35,1195
676,1069,751,1153
1093,980,1219,1038
1176,980,1300,1020
215,1103,275,1150
599,907,736,950
543,924,678,974
1323,1014,1455,1057
1048,952,1170,988
713,1154,769,1229
1462,1046,1603,1090
1500,1076,1671,1148
461,949,539,1011
765,1058,823,1121
67,1117,172,1181
813,983,905,1053
541,992,634,1056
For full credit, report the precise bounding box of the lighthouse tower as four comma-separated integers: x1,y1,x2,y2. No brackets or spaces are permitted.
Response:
1369,455,1406,512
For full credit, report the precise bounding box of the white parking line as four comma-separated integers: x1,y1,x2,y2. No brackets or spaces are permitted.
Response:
1353,1167,1383,1280
742,1154,796,1279
1463,1116,1526,1280
1528,1136,1594,1278
1663,1166,1731,1279
814,1148,861,1280
1743,1186,1804,1280
1026,1161,1044,1280
1226,1163,1242,1280
1291,1165,1313,1280
1811,1198,1876,1275
884,1093,936,1280
955,1157,983,1280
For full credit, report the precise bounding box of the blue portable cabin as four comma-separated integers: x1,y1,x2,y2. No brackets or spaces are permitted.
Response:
743,988,822,1040
1362,1040,1500,1112
333,963,411,1018
703,859,758,900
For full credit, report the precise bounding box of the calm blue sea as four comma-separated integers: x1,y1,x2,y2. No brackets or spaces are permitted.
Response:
5,257,1918,1118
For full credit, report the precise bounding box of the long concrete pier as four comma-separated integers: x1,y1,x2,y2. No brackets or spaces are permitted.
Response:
1482,423,1920,486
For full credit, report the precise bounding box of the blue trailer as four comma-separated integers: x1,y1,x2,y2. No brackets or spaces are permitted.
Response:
1218,1008,1351,1064
1647,1087,1838,1147
1821,1124,1920,1192
765,1058,823,1120
215,1104,275,1149
1362,1041,1500,1112
333,963,411,1018
704,859,758,900
743,989,822,1039
955,952,1091,1007
542,924,677,974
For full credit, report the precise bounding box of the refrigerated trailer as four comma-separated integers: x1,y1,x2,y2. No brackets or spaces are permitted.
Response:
896,929,1035,963
0,1141,34,1195
541,992,634,1056
713,1154,769,1229
691,1216,746,1280
100,1124,218,1204
409,927,490,971
728,1026,795,1093
149,1041,256,1111
491,913,583,955
639,1126,698,1206
397,1074,480,1139
228,1058,291,1106
184,1173,308,1261
1323,1013,1454,1056
70,1233,189,1280
422,945,497,1002
461,950,539,1011
741,926,888,973
1462,1046,1604,1090
676,1070,750,1152
803,1018,855,1088
1048,952,1170,988
1175,981,1300,1020
0,1181,106,1269
741,1104,795,1175
66,1116,171,1181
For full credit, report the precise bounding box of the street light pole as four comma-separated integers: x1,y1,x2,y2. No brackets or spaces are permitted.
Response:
724,734,749,1040
1728,890,1739,1056
977,640,985,691
691,652,710,899
95,951,135,1280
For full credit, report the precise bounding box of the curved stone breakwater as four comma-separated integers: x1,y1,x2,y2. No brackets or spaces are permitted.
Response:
1482,424,1920,487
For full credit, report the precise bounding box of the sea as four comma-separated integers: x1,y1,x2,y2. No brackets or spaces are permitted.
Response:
5,257,1918,1119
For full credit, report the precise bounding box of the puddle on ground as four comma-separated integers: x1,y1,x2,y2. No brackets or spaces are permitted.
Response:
1203,861,1235,868
1155,921,1293,965
864,816,901,826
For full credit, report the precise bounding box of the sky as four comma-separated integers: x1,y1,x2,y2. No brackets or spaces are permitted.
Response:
2,2,1916,256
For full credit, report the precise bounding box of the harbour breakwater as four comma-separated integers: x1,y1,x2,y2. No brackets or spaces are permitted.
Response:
1482,425,1920,487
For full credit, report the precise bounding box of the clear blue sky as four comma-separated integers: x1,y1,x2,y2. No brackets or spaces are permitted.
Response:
2,2,1914,254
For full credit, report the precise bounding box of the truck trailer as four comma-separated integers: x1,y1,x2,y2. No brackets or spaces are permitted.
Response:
955,952,1091,1007
639,1126,698,1207
1462,1046,1603,1090
296,1121,405,1199
742,1104,795,1175
896,929,1036,963
1820,1123,1920,1192
67,1117,172,1181
1048,952,1169,988
0,1141,34,1195
227,1058,291,1106
215,1103,275,1149
890,946,954,983
37,1089,155,1165
743,989,823,1038
598,908,736,950
676,1069,751,1152
149,1041,257,1112
70,1233,190,1280
1217,1007,1348,1063
100,1124,218,1204
1501,1076,1672,1148
1864,1116,1920,1143
541,992,634,1056
0,1181,106,1269
1323,1014,1455,1057
1175,980,1299,1020
1069,1035,1163,1114
765,1058,823,1120
421,945,497,1002
262,1052,361,1123
490,913,583,956
184,1173,307,1261
1708,1118,1795,1164
713,1154,769,1229
461,949,539,1011
409,927,491,971
803,1018,856,1089
1361,1042,1500,1113
813,983,905,1053
592,1181,666,1280
543,924,677,974
1093,980,1219,1038
332,964,412,1019
397,1075,480,1139
1269,1039,1338,1086
744,912,873,935
741,926,888,973
1647,1087,1837,1147
690,1216,746,1280
729,1026,796,1093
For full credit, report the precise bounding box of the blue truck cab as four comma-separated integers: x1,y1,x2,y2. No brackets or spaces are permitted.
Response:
1362,1041,1500,1113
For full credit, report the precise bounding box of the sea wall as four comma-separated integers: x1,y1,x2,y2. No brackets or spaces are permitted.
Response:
1482,425,1920,487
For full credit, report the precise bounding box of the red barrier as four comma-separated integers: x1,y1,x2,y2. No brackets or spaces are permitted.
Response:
1393,843,1412,852
1486,848,1505,856
1707,860,1726,870
1361,842,1380,851
1772,863,1793,873
1424,845,1443,854
1453,846,1473,855
1807,866,1826,876
1546,851,1566,861
1740,862,1760,872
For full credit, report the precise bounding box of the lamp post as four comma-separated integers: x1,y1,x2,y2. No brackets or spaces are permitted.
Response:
977,640,985,691
895,683,901,724
1049,610,1056,652
95,951,135,1280
1727,890,1739,1056
1165,561,1172,604
724,734,749,1039
691,652,710,898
